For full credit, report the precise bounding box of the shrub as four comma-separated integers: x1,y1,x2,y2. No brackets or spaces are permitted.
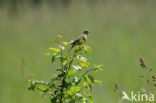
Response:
28,35,103,103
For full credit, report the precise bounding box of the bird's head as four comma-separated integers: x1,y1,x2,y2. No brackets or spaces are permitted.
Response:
83,30,90,35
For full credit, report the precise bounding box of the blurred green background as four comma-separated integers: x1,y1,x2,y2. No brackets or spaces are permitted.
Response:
0,0,156,103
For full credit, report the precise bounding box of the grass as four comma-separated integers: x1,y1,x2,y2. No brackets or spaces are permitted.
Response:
0,1,156,103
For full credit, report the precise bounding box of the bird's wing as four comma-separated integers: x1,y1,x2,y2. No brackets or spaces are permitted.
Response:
71,34,82,44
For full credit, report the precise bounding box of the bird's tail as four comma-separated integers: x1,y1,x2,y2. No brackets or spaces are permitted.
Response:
68,44,74,52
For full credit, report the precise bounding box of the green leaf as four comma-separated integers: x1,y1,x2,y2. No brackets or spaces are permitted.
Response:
68,99,76,103
50,97,57,103
54,35,63,43
83,82,88,88
88,83,92,91
84,45,91,54
84,77,93,90
56,68,63,72
58,56,70,63
67,89,73,95
49,47,60,53
74,46,84,53
28,80,36,91
62,41,71,46
37,85,47,91
79,61,89,68
71,86,81,93
45,53,52,56
94,64,103,72
68,70,76,77
85,93,93,103
52,55,56,63
87,74,94,83
76,94,83,102
57,35,63,39
94,80,102,84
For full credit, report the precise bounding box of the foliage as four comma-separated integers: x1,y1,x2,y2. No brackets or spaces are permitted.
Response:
28,35,103,103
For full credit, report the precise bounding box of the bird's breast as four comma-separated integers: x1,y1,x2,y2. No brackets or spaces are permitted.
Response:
82,34,87,41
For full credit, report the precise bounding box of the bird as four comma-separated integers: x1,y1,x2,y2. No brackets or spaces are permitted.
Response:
69,30,90,52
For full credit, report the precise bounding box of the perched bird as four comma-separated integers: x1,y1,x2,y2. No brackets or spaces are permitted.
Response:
69,30,90,52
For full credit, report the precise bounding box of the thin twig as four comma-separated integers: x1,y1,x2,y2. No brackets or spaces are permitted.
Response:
81,69,94,77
